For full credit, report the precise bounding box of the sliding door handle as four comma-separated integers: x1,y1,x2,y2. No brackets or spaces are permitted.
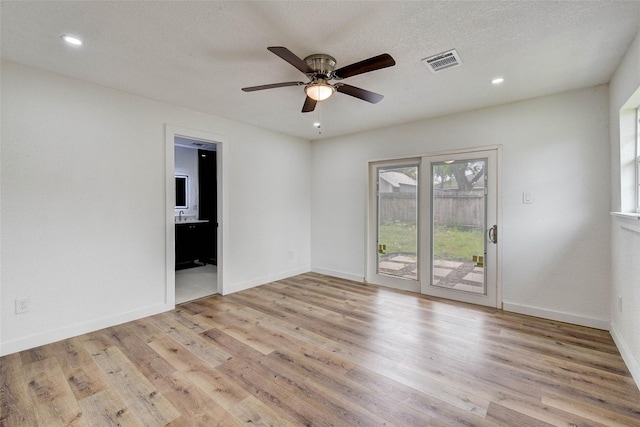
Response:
488,225,498,244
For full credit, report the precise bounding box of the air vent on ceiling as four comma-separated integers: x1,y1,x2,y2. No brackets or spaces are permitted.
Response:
422,49,462,73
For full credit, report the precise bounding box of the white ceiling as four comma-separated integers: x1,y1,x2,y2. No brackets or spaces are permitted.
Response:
2,1,640,141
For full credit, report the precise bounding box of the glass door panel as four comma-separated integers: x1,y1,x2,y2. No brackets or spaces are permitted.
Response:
377,165,418,281
431,159,486,294
421,149,498,308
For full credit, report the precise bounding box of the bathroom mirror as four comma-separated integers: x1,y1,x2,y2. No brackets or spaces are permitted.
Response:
175,175,188,208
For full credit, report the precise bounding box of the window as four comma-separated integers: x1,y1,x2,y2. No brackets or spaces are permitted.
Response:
636,107,640,213
618,90,640,214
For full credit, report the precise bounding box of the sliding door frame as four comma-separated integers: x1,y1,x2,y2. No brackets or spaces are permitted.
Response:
366,145,502,308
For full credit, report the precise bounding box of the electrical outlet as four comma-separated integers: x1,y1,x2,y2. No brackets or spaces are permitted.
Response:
15,297,30,314
618,295,623,313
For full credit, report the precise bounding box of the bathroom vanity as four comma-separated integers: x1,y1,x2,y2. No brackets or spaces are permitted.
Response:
175,220,210,268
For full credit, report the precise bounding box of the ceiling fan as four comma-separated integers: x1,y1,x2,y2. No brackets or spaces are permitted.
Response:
242,47,396,113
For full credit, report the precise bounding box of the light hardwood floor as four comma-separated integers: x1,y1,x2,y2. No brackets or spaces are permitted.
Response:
2,273,639,426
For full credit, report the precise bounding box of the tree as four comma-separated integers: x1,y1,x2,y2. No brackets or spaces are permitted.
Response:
434,161,484,191
451,162,484,191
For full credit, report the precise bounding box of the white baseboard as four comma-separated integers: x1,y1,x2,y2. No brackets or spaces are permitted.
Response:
310,267,364,283
223,267,310,295
2,268,313,355
610,323,640,391
502,302,609,330
0,303,170,357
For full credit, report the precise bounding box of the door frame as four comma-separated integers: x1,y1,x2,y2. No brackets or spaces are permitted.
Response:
366,145,502,308
165,124,228,306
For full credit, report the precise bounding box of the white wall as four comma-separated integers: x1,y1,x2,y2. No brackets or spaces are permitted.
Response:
609,29,640,386
0,61,311,355
311,85,611,328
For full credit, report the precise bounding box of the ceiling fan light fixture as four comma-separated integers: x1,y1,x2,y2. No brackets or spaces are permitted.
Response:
305,81,334,101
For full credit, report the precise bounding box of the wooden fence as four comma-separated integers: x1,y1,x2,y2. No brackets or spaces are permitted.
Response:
379,190,483,228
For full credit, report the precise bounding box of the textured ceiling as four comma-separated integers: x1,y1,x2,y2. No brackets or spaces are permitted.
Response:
2,1,640,141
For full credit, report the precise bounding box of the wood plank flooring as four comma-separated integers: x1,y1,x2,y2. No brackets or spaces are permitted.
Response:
2,272,640,426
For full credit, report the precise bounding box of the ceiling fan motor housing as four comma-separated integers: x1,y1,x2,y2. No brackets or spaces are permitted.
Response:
304,54,337,78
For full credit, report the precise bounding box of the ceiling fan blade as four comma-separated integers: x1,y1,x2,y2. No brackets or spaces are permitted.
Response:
241,81,305,92
335,84,384,103
302,96,317,113
333,53,395,79
267,46,315,74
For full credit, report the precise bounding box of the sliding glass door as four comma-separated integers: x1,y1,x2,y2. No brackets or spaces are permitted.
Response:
423,150,498,306
368,161,421,292
368,148,499,307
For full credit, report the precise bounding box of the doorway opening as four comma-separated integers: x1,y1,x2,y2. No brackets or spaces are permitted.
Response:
165,125,224,306
174,138,217,303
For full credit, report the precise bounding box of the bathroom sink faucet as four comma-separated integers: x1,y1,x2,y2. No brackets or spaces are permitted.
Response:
179,210,184,221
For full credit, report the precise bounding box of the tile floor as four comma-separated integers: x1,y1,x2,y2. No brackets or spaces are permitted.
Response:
175,264,218,304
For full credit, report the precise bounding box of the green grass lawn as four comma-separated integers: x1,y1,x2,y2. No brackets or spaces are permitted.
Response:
433,226,483,261
379,222,483,261
378,221,417,256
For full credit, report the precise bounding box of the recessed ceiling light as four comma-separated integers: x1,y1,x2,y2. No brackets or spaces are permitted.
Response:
61,34,83,46
491,77,504,85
